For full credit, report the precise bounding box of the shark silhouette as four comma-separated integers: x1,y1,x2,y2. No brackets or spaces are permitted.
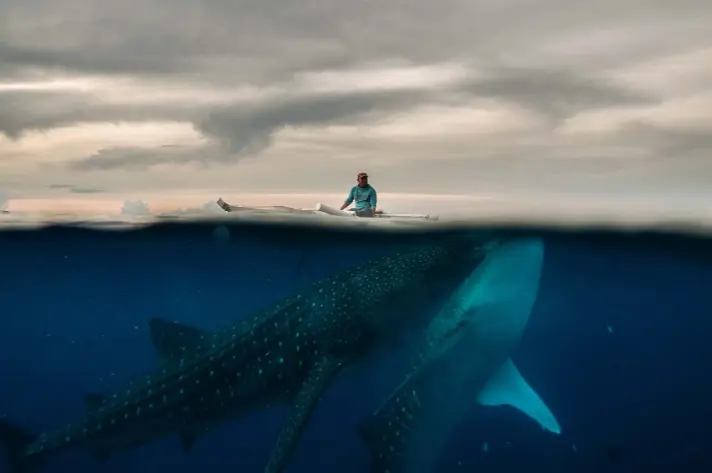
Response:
0,235,491,473
357,237,561,473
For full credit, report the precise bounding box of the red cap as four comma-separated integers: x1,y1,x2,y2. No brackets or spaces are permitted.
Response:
357,172,368,178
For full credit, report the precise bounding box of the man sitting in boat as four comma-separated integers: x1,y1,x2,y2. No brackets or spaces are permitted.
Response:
340,172,378,217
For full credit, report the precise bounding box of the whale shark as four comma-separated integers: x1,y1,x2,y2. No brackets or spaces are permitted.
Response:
357,237,561,473
0,235,491,473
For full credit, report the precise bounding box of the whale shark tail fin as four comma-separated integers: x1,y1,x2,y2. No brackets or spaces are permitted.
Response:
477,358,562,435
0,419,42,473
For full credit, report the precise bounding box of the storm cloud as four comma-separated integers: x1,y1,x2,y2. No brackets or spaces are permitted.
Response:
1,0,711,199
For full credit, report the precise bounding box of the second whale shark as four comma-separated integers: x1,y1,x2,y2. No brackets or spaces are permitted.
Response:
0,234,491,473
357,237,561,473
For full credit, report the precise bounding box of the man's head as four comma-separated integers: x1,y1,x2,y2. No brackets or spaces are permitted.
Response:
357,172,369,188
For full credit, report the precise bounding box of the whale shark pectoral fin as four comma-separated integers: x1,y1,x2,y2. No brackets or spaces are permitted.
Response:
148,317,208,363
477,358,562,435
263,355,344,473
357,385,422,473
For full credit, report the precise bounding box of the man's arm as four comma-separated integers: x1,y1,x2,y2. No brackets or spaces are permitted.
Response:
369,188,377,215
340,188,355,210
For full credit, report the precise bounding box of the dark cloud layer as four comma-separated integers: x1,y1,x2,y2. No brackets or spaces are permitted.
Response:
614,122,712,155
66,146,217,171
0,90,200,139
460,67,658,120
196,87,434,154
3,62,656,173
49,183,106,193
0,59,657,137
2,0,705,80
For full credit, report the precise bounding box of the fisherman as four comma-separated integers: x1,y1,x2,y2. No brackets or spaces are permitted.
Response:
340,172,377,217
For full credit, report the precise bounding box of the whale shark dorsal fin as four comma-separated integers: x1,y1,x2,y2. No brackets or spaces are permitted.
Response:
263,355,344,473
148,317,207,364
477,358,562,435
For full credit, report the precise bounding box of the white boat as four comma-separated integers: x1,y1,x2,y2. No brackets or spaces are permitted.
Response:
215,198,438,222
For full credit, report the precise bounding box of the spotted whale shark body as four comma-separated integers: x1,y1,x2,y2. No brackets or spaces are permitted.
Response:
0,235,490,473
357,237,561,473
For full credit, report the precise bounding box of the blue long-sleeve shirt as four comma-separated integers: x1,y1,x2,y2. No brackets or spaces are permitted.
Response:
344,185,377,210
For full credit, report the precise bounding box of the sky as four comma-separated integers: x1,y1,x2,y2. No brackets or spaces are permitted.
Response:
1,0,712,215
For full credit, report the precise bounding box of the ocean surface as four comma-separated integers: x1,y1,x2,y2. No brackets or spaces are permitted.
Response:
1,216,711,473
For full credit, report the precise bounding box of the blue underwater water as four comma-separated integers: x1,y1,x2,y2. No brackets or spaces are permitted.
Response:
1,220,711,473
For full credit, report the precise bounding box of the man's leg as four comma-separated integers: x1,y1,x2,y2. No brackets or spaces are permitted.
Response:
355,208,374,218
